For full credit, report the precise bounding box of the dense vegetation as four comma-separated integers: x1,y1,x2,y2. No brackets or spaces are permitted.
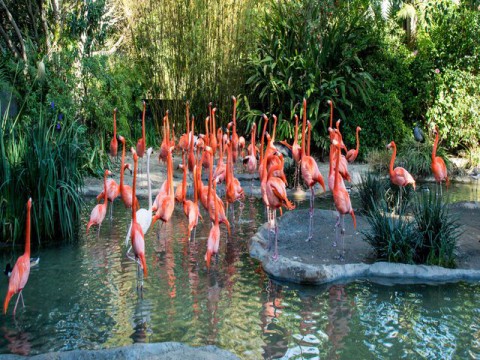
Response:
1,0,479,244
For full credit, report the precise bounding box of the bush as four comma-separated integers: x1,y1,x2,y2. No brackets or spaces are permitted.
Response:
362,200,418,264
413,191,460,268
1,103,87,245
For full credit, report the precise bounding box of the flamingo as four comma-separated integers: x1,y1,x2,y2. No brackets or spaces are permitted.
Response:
152,146,175,232
239,136,246,158
225,140,245,215
136,100,147,158
205,176,221,269
183,165,201,239
128,149,148,289
110,108,118,157
213,128,226,184
96,162,132,219
175,152,188,203
265,160,295,260
126,147,154,250
87,169,113,235
201,117,212,169
243,123,257,192
300,99,326,241
432,125,449,195
187,115,196,173
332,140,356,259
346,126,362,163
159,111,170,163
209,104,218,156
334,121,351,182
178,101,190,152
230,96,239,163
119,136,139,209
3,198,32,315
387,141,416,211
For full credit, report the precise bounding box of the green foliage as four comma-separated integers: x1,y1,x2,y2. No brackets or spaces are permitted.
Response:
412,191,460,268
426,68,480,151
1,103,87,245
361,173,460,267
242,0,375,152
362,200,418,264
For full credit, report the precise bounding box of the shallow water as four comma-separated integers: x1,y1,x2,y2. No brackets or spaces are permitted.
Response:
0,182,479,359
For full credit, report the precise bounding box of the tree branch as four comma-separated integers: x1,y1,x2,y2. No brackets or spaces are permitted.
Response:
0,22,21,59
91,32,126,56
0,0,27,61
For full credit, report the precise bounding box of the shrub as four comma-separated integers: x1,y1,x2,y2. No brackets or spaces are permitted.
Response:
412,191,460,268
362,200,418,264
356,171,389,214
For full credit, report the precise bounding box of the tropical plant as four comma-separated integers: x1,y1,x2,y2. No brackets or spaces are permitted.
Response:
412,191,460,268
242,0,375,156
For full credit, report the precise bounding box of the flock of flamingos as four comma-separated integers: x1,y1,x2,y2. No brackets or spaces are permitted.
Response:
3,97,449,316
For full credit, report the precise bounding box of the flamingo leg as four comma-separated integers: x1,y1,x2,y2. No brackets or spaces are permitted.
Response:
110,200,114,221
339,215,346,262
333,213,340,247
13,291,23,315
440,182,443,197
97,224,101,237
272,210,279,261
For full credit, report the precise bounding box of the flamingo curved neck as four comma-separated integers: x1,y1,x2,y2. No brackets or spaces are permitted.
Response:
113,112,117,136
329,101,333,129
25,204,31,257
355,129,360,152
301,99,307,159
252,125,256,156
132,159,137,223
120,141,125,189
294,115,299,145
147,151,152,209
389,143,397,176
334,145,341,189
182,154,187,197
432,132,439,161
103,172,108,205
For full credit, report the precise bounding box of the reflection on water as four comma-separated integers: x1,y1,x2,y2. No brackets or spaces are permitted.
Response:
0,183,479,359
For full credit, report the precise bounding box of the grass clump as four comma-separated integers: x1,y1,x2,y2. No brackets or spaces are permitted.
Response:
412,191,460,268
360,172,460,268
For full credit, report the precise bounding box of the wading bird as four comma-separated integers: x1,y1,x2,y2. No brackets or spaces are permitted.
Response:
431,125,449,195
128,149,148,290
110,108,118,158
87,170,113,235
346,126,362,163
300,99,326,241
119,136,138,209
387,141,416,211
4,198,32,315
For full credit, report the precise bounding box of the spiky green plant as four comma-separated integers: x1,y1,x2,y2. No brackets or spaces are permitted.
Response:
362,200,418,264
412,191,460,268
357,171,389,214
1,103,86,245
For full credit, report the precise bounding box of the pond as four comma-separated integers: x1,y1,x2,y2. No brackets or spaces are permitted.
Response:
0,182,479,359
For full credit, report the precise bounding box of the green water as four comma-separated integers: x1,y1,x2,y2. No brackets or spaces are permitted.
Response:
0,182,479,359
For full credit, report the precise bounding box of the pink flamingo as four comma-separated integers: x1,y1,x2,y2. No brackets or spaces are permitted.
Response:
332,140,356,258
387,141,416,211
119,136,139,209
128,149,148,290
205,176,221,269
183,165,201,240
346,126,362,163
87,169,113,235
230,96,239,163
265,160,295,260
110,108,118,157
136,100,146,158
243,123,257,192
96,162,131,219
300,99,326,241
431,125,449,195
4,198,32,315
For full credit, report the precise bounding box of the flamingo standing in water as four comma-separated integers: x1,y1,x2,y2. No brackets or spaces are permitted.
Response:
159,111,170,163
300,99,326,241
96,162,132,220
128,149,148,290
87,169,113,235
265,159,295,260
205,176,221,269
126,147,154,251
431,125,449,195
243,123,257,192
110,108,118,158
136,101,147,173
119,136,139,209
387,141,416,211
4,198,32,315
332,140,356,258
183,165,201,240
187,116,196,173
346,126,362,163
152,146,175,235
230,96,239,163
175,152,188,203
225,140,245,216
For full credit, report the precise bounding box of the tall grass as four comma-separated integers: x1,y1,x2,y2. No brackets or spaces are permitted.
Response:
1,102,86,245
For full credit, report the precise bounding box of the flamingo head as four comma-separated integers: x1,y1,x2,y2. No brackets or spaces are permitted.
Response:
386,141,395,150
27,197,32,209
227,122,233,129
124,163,133,175
114,108,117,114
132,149,138,162
327,99,332,105
212,107,217,115
232,95,236,104
205,146,213,155
336,119,341,129
117,135,125,143
104,169,113,177
357,126,362,132
147,147,153,156
433,125,439,135
143,100,146,107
